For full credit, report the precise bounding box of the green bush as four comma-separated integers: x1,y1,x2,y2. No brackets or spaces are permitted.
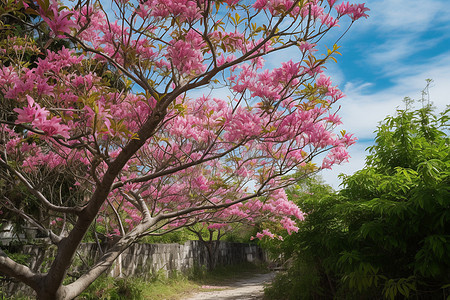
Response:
265,254,324,300
78,275,144,300
265,100,450,299
110,278,143,300
264,177,344,299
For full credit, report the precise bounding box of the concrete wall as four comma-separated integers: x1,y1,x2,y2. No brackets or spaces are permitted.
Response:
0,241,266,297
110,241,266,277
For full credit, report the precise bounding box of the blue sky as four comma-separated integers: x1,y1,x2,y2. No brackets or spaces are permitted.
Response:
317,0,450,189
93,0,449,190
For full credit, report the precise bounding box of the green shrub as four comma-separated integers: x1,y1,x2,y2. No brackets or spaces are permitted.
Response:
265,100,450,299
78,275,144,300
110,278,143,300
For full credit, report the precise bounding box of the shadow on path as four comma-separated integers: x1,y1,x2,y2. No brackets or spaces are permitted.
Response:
185,272,275,300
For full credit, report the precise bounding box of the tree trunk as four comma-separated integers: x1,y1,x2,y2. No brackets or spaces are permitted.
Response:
35,283,67,300
205,240,220,271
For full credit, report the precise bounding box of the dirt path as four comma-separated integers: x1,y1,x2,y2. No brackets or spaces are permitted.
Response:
184,272,275,300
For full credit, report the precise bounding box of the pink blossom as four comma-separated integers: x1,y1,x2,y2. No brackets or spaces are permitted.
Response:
194,175,209,191
297,41,317,53
145,0,202,22
350,3,370,20
216,54,237,66
34,116,70,138
335,2,370,21
255,232,264,239
325,112,342,125
13,95,44,123
301,3,324,19
14,95,70,138
39,1,76,37
167,29,206,76
327,0,338,7
207,223,227,230
320,14,339,27
253,0,296,15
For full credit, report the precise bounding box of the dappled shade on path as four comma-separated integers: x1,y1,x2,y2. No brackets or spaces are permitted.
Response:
185,272,275,300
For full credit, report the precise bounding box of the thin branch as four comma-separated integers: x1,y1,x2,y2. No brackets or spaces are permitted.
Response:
65,34,159,100
111,141,245,189
130,191,152,223
1,197,62,244
106,198,125,236
0,158,83,215
0,248,42,291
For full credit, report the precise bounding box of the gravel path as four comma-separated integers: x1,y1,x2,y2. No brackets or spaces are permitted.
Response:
184,272,275,300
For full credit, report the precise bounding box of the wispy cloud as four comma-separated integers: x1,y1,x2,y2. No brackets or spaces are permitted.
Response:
364,0,450,33
321,53,450,189
344,0,450,74
313,0,450,189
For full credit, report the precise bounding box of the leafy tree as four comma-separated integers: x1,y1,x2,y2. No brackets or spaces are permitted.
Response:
266,97,450,299
264,177,341,300
337,100,450,299
0,0,369,299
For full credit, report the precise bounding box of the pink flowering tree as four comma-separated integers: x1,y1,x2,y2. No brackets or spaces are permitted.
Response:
0,0,368,299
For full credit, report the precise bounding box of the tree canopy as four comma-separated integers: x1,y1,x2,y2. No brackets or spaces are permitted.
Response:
0,0,368,299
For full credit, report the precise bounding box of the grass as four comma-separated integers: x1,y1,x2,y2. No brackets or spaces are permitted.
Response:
77,262,268,300
4,262,267,299
140,276,200,300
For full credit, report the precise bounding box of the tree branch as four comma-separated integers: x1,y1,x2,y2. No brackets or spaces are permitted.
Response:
0,158,83,215
1,197,62,244
62,217,156,299
0,248,42,292
111,141,245,189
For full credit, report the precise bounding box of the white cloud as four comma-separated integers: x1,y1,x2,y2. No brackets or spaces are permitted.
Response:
324,61,346,87
348,0,450,71
365,33,450,71
364,0,450,33
319,52,450,189
368,37,416,67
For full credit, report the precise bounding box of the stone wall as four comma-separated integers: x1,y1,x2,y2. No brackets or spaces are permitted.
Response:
111,241,266,277
1,241,266,297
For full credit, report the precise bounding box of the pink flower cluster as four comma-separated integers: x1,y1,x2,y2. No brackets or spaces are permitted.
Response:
1,0,370,245
252,0,367,25
335,2,370,21
167,30,206,77
37,0,76,37
137,0,202,22
321,133,356,169
253,0,298,15
14,95,70,138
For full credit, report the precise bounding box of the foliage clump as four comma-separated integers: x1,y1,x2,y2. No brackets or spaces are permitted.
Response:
265,99,450,299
